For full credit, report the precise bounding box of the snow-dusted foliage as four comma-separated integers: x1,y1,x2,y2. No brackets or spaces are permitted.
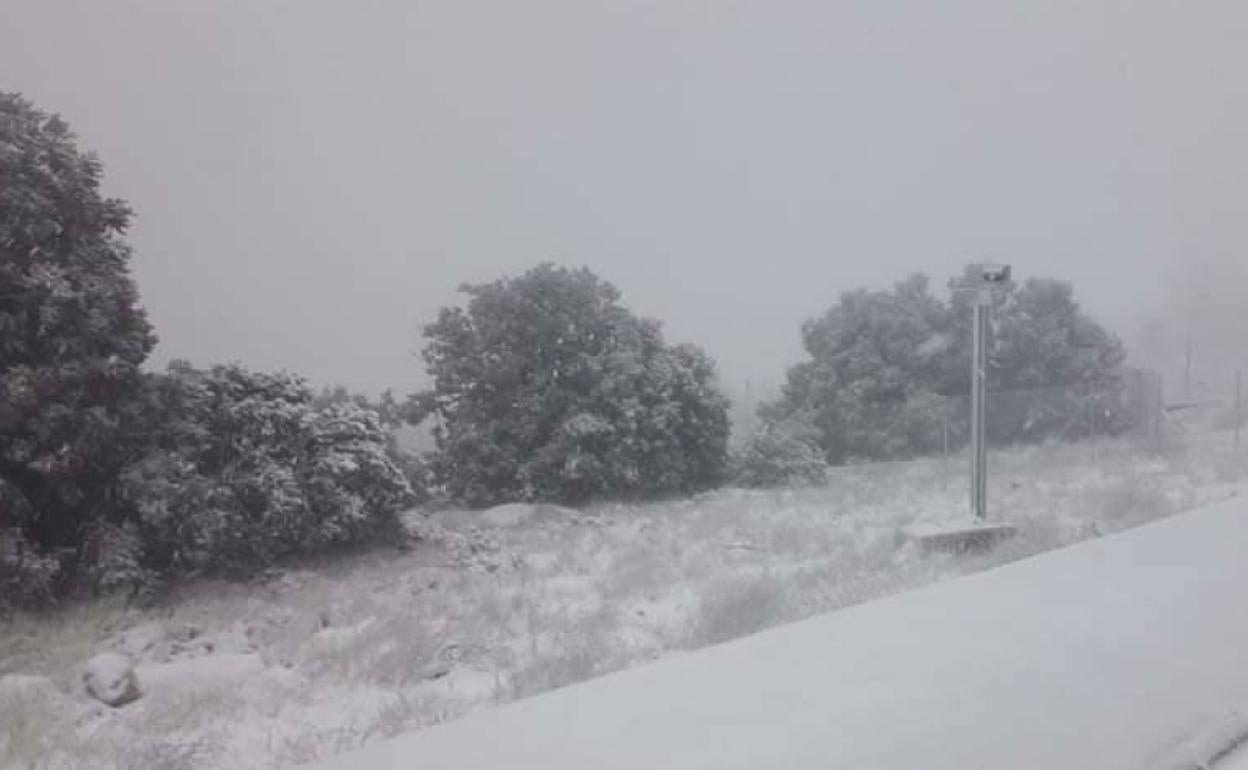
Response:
312,386,434,504
0,521,59,613
0,92,155,600
764,268,1129,463
732,421,829,488
417,263,730,506
2,433,1238,768
115,363,415,585
0,93,421,604
761,275,960,463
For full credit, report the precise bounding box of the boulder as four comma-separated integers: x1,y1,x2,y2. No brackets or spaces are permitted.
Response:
83,652,141,707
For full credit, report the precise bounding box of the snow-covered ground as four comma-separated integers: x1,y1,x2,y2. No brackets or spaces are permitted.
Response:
313,493,1248,770
1,433,1245,769
1218,743,1248,770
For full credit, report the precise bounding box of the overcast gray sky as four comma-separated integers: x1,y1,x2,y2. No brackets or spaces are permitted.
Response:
2,0,1245,398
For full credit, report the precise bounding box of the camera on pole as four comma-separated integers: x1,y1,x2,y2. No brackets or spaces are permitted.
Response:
981,264,1012,284
969,262,1010,521
900,262,1018,554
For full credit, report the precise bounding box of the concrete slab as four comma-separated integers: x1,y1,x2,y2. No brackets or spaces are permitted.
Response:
900,520,1018,555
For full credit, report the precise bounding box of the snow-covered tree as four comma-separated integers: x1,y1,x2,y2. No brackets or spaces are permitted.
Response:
732,418,829,488
313,386,433,501
946,266,1130,442
764,267,1128,463
762,274,953,463
416,263,730,506
0,92,155,605
115,364,415,585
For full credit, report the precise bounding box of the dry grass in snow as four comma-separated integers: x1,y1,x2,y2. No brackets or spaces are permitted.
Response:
2,431,1246,769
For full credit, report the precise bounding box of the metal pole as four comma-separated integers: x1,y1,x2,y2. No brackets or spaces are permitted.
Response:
970,291,989,520
1089,384,1098,464
942,407,950,469
1236,369,1243,451
1154,373,1165,452
1185,336,1193,400
978,301,989,518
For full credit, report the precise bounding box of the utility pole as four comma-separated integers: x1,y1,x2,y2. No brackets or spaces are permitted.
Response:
1089,384,1099,464
942,407,950,470
900,265,1019,555
970,287,990,520
1185,336,1193,401
1236,369,1243,451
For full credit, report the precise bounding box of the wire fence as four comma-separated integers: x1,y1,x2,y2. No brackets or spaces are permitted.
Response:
730,365,1248,497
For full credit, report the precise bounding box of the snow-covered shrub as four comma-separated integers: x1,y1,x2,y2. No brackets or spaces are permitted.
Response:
417,263,730,506
691,572,792,647
0,92,155,608
507,643,600,700
1,479,63,612
80,521,151,596
732,425,828,488
302,403,415,545
1213,452,1247,484
1086,474,1175,530
117,364,415,583
0,526,59,614
390,450,434,504
762,268,1129,463
312,386,433,503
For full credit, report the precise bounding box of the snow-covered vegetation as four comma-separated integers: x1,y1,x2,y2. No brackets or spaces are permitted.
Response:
0,95,416,610
5,80,1247,770
3,430,1243,769
762,268,1129,464
412,262,731,506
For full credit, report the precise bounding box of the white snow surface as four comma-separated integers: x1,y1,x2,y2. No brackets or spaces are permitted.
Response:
315,494,1248,770
1219,742,1248,770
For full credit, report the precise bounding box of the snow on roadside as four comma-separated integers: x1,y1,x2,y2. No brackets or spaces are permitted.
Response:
1,434,1245,769
314,494,1248,770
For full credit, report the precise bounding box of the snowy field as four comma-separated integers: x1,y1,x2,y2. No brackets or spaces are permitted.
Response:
1219,743,1248,770
314,492,1248,770
1,432,1245,769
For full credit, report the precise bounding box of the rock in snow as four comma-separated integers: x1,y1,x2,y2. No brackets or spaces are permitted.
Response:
82,652,141,707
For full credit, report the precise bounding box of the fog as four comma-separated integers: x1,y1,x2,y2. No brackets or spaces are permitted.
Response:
2,0,1245,399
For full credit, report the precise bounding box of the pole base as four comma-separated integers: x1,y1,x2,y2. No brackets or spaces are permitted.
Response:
900,522,1018,556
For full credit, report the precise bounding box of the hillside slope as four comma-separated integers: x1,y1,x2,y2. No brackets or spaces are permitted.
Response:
315,494,1248,770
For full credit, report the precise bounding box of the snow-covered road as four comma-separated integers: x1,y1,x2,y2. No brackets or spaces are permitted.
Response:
315,495,1248,770
1219,746,1248,770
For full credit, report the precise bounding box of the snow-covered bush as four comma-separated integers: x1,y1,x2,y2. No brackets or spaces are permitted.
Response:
763,268,1129,463
0,92,155,606
312,386,434,503
1,479,59,613
417,263,730,506
116,364,415,584
0,526,59,614
732,425,828,488
302,402,415,545
80,521,150,596
692,572,792,647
